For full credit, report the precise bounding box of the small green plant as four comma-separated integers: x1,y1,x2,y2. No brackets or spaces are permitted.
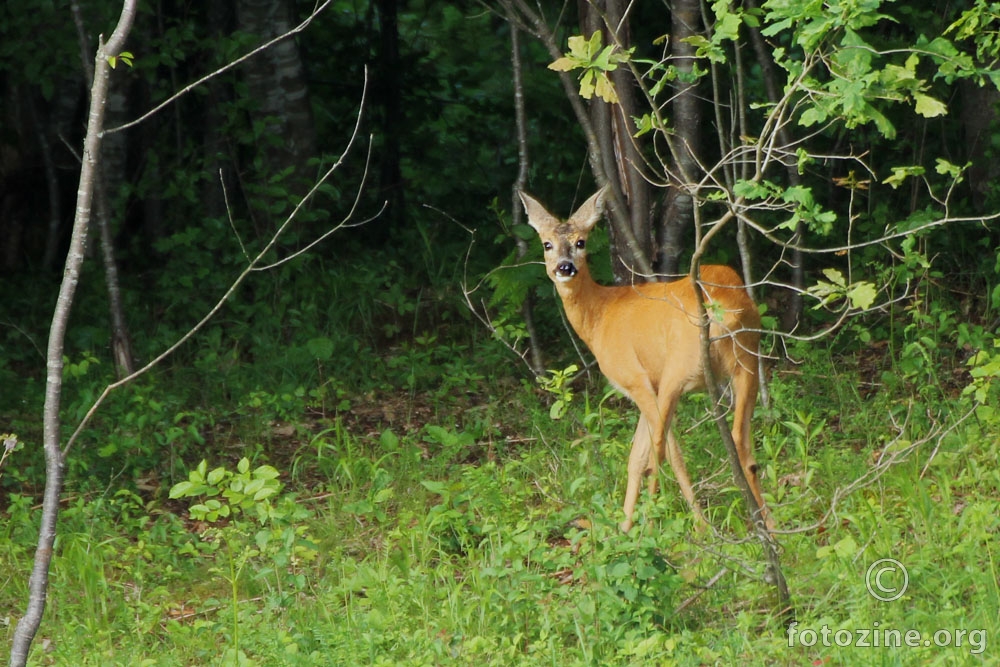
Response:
965,336,1000,425
169,458,318,659
537,364,579,420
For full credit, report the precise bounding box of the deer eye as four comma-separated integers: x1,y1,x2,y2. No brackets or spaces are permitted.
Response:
575,239,586,249
542,241,553,251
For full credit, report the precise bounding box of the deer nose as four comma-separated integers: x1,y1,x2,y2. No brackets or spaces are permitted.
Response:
555,261,577,278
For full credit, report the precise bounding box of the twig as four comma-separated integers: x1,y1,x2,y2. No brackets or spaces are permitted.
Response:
673,567,729,615
63,70,372,457
104,0,335,136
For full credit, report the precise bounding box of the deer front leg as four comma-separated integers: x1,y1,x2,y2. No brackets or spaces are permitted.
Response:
620,414,654,533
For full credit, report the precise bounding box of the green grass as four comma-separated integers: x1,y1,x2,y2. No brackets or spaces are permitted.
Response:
2,341,999,665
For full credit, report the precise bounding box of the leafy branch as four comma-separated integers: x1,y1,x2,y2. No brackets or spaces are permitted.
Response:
548,31,632,103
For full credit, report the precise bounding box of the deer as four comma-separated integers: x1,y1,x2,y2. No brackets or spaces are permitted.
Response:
518,186,774,533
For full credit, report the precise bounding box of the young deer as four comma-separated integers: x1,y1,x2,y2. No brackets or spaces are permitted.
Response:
519,187,773,532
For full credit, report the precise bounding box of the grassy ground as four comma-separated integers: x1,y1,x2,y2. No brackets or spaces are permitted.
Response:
2,333,998,665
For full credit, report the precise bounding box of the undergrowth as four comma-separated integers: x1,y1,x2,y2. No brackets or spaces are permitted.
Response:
2,249,999,665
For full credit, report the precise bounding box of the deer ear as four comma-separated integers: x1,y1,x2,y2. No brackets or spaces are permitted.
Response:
569,185,609,232
518,191,559,234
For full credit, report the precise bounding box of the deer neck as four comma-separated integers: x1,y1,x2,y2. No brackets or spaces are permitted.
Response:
554,264,609,344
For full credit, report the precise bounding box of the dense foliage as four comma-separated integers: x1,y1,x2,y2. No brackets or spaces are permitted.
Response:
1,0,999,664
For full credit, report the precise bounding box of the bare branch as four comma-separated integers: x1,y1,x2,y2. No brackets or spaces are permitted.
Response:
104,0,335,136
62,71,372,457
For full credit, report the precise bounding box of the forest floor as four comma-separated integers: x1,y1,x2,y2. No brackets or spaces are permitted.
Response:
2,319,998,666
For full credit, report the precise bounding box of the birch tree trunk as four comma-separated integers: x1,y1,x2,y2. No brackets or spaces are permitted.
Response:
237,0,317,234
8,2,137,664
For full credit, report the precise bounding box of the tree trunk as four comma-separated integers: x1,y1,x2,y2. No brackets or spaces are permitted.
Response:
960,79,1000,203
237,0,317,231
504,0,654,278
9,6,138,663
200,1,237,227
657,0,701,277
30,97,64,272
579,0,653,283
96,176,136,377
745,0,803,332
510,21,546,376
376,0,405,232
71,0,136,378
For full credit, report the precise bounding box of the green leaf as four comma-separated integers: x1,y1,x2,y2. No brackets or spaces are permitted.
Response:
733,178,780,200
715,11,742,42
935,158,966,179
306,337,334,360
883,166,925,189
833,534,858,558
253,486,279,502
207,466,226,486
914,92,947,117
421,480,448,496
169,481,194,499
579,69,596,99
380,429,399,451
189,503,211,517
592,45,617,70
594,72,619,103
254,464,281,480
798,106,826,127
246,477,266,494
548,57,577,72
683,35,711,51
869,107,896,139
586,31,603,60
567,34,589,59
848,282,878,310
821,268,846,287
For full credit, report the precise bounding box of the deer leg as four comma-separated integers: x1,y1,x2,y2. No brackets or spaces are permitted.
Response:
664,423,709,528
731,366,774,530
655,388,709,528
621,412,655,533
645,413,665,497
620,384,667,533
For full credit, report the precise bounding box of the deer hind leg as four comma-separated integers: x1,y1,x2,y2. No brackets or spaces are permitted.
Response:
662,409,709,528
665,426,705,525
646,414,665,497
731,365,774,530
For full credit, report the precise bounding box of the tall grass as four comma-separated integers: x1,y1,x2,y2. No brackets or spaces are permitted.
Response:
3,343,998,665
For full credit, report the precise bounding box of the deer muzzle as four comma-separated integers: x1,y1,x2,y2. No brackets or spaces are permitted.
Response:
555,261,577,281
